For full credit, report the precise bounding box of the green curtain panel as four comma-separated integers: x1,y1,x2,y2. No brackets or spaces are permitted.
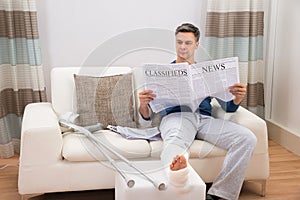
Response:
204,0,265,118
0,0,47,158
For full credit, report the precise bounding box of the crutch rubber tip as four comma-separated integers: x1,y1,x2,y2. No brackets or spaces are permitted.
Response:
158,183,166,191
127,180,135,188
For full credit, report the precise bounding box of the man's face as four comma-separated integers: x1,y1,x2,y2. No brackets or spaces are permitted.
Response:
175,32,199,62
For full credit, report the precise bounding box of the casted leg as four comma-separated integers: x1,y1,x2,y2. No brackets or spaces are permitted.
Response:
170,155,187,171
168,154,191,193
159,112,198,166
159,112,198,192
196,115,257,200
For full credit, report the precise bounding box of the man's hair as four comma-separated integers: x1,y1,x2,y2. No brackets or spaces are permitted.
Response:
175,23,200,42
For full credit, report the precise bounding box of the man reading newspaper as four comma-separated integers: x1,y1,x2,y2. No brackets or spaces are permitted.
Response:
138,23,256,200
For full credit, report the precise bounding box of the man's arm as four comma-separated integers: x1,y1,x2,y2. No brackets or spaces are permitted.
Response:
138,90,156,120
217,83,247,112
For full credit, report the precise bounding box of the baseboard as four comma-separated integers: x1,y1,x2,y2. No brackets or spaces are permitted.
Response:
266,120,300,156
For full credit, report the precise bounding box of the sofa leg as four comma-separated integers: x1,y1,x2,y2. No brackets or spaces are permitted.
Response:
244,179,267,197
260,180,266,197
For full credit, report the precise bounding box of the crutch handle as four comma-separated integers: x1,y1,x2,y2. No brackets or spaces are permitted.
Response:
158,182,166,191
127,179,135,188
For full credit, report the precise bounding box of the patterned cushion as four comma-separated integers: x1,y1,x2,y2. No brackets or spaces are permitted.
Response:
74,73,136,128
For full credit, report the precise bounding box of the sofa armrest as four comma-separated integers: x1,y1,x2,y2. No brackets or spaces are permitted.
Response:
20,102,63,166
211,99,268,154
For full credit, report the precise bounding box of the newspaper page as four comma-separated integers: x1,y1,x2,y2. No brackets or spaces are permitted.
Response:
190,57,240,105
143,63,195,113
142,57,240,113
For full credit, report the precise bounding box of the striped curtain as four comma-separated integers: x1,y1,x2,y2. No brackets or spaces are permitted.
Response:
204,0,265,118
0,0,47,158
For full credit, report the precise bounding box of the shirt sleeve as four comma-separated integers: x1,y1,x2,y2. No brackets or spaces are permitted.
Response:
138,110,153,128
216,98,240,112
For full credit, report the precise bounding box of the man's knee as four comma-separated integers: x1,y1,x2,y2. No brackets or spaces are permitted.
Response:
161,127,195,148
242,128,257,149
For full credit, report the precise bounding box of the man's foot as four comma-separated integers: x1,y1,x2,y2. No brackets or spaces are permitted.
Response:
170,155,187,171
206,194,221,200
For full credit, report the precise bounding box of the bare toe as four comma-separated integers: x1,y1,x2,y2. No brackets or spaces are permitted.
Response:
170,155,187,171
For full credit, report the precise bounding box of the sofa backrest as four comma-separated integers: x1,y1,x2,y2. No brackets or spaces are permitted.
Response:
51,66,133,116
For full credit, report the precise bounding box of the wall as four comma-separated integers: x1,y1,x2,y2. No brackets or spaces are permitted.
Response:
37,1,300,151
36,0,207,99
265,0,300,155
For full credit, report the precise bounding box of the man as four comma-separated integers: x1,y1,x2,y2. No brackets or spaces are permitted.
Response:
138,23,257,200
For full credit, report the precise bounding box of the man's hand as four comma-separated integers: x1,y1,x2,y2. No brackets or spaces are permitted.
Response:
139,90,156,119
229,83,247,105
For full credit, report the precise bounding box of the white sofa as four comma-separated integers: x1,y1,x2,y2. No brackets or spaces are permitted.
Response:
18,66,269,197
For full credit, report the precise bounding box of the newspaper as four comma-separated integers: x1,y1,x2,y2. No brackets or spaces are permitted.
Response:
107,125,161,141
143,57,240,113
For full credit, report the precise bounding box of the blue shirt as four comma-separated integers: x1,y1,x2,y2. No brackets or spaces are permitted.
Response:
158,96,239,117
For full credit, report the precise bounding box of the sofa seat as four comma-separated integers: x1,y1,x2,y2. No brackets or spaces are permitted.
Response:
62,129,228,162
62,130,151,162
150,140,227,159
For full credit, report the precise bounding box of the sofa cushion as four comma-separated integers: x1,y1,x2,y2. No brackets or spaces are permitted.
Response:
149,140,227,159
62,130,151,162
74,73,136,127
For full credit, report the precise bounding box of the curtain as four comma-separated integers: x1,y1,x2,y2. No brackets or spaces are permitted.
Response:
0,0,47,158
204,0,265,118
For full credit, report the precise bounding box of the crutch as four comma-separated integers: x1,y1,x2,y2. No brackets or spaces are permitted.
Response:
87,133,135,188
59,120,166,191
